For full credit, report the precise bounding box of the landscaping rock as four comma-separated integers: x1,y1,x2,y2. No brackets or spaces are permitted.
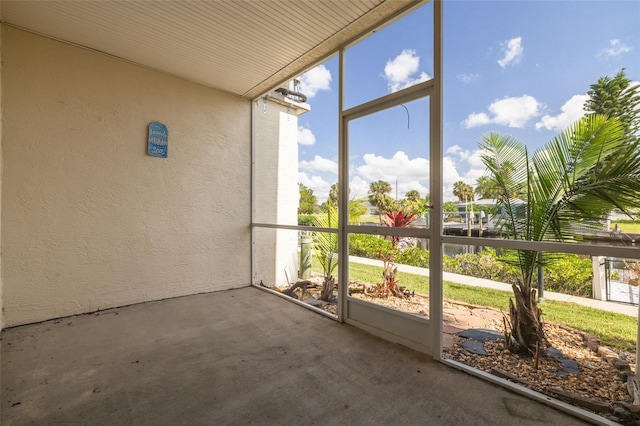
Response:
461,340,487,355
459,328,504,342
586,337,601,353
560,358,580,375
619,369,636,381
599,346,618,360
610,357,630,371
304,297,323,307
547,347,563,360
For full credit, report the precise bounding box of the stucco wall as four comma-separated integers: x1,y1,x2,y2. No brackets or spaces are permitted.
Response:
254,97,306,286
1,27,251,327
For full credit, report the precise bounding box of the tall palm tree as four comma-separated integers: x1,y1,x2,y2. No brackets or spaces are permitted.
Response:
402,190,429,216
452,180,474,202
368,180,393,221
480,115,640,355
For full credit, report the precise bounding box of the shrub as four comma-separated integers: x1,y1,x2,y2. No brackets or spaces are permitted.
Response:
348,234,393,258
298,214,315,226
544,254,592,297
347,236,592,298
396,247,430,268
443,249,519,284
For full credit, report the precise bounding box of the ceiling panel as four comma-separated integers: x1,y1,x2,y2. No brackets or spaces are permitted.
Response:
2,0,421,98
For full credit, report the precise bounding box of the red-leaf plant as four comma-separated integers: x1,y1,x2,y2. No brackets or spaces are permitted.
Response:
381,210,419,248
377,209,418,298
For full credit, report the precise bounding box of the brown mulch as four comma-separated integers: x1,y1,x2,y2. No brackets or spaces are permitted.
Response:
445,322,630,403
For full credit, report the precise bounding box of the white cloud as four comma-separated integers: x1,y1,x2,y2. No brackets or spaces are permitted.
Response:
497,36,523,68
442,149,490,201
298,172,332,202
463,150,489,182
384,49,431,93
462,112,492,128
457,73,479,84
299,155,338,174
445,145,462,155
349,176,370,200
445,145,471,160
535,94,589,131
297,125,316,145
356,151,429,182
463,95,542,128
597,39,633,59
298,65,332,98
299,149,493,203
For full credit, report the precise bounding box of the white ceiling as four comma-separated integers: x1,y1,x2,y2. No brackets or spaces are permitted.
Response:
2,0,422,99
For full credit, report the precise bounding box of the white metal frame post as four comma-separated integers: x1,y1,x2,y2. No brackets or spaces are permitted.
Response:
429,0,444,360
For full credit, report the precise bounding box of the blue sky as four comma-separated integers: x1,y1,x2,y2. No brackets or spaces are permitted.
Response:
295,1,640,202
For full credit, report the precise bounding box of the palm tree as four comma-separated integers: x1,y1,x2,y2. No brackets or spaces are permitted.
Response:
474,176,501,200
452,180,474,202
402,190,429,216
311,207,339,302
327,182,339,209
480,115,640,355
348,198,368,224
368,180,393,221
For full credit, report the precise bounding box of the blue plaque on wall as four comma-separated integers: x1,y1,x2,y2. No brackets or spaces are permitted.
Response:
148,122,168,158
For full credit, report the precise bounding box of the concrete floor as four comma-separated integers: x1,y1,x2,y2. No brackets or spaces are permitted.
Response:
2,287,591,425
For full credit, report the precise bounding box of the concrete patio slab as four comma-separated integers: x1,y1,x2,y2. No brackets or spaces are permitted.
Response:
2,287,591,425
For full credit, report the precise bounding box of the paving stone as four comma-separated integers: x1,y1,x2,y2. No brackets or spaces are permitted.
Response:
304,297,323,307
443,324,465,335
547,347,563,360
442,333,455,349
461,340,488,355
560,358,580,374
459,328,504,342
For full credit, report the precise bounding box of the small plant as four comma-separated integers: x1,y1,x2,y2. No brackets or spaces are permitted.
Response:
375,209,419,298
312,208,338,301
377,252,404,298
479,114,640,355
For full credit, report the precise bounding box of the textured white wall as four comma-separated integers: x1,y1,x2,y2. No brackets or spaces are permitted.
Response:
1,27,251,326
253,97,305,286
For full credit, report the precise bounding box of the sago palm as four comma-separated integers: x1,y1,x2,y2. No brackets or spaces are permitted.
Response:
479,114,640,355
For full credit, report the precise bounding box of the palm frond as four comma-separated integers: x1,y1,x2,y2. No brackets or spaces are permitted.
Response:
479,115,640,287
311,208,339,277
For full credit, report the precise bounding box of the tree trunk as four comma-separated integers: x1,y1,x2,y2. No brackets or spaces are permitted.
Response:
508,283,545,356
320,275,335,302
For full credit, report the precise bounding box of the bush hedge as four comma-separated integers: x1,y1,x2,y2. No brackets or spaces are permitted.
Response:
346,234,593,297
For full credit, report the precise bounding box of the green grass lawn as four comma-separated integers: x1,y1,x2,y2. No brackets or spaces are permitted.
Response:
347,261,636,352
612,221,640,233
